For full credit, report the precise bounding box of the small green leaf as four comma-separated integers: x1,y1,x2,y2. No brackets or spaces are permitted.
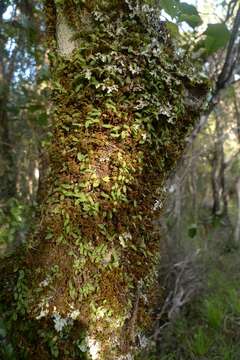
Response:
102,176,110,183
203,23,230,54
179,2,199,15
160,0,179,18
166,21,180,38
92,179,100,187
85,118,100,128
75,84,83,92
77,339,88,352
110,133,120,138
205,23,229,38
77,152,86,162
74,192,88,202
61,183,73,189
179,13,202,28
45,232,53,240
102,124,112,129
178,2,202,28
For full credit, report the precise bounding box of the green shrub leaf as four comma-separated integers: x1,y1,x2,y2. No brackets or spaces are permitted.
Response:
179,13,203,28
160,0,179,18
179,2,199,15
166,21,180,38
204,23,231,54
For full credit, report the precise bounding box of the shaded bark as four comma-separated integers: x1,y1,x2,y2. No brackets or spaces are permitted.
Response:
210,113,230,221
235,177,240,243
0,12,18,204
234,90,240,243
210,116,222,216
233,88,240,143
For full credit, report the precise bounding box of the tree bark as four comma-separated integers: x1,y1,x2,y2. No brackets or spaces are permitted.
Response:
235,177,240,243
0,8,18,205
210,119,221,216
210,112,230,219
0,1,208,359
234,89,240,244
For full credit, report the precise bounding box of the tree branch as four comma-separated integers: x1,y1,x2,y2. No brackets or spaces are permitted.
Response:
216,5,240,90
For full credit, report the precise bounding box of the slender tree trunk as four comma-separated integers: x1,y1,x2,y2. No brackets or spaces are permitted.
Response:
235,178,240,243
217,114,230,222
234,90,240,243
219,140,229,221
190,154,198,222
234,93,240,143
0,9,18,205
210,113,229,218
0,1,208,359
174,176,182,247
0,108,17,200
211,148,221,216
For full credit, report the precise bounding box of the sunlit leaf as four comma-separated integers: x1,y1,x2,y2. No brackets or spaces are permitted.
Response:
160,0,179,18
166,21,180,38
180,14,202,27
204,23,231,54
179,2,199,15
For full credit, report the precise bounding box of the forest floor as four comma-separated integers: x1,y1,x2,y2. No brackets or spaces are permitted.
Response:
141,229,240,360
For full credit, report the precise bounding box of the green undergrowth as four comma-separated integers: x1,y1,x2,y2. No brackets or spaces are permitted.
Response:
0,198,32,255
139,250,240,360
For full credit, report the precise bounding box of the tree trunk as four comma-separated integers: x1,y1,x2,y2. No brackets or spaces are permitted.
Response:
234,89,240,244
0,6,18,205
210,113,228,218
234,90,240,143
0,1,208,359
211,146,221,216
0,108,16,201
219,134,229,222
235,177,240,243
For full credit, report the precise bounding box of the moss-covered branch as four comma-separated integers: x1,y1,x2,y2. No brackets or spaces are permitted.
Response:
0,1,208,359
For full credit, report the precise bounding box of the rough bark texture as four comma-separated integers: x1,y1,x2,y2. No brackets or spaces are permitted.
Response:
0,1,208,359
235,177,240,243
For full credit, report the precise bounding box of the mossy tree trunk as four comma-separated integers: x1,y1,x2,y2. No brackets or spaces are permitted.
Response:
1,1,208,359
